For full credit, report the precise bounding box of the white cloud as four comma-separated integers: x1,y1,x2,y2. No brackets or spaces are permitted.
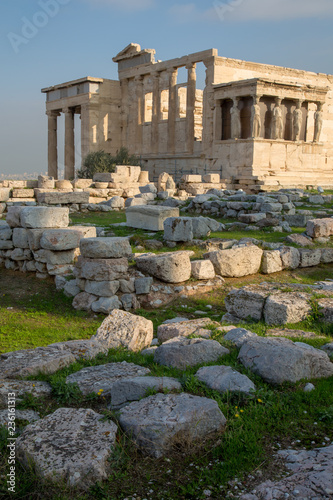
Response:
169,0,333,23
85,0,155,11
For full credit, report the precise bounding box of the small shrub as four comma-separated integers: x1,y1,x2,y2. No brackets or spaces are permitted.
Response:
77,147,140,178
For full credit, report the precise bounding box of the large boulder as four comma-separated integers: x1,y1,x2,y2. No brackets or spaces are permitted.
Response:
80,237,132,259
66,361,151,396
92,309,153,351
16,408,117,488
136,251,191,283
118,393,226,457
196,365,256,394
154,337,229,369
238,337,333,384
264,292,311,325
208,245,263,278
110,376,182,409
20,207,69,229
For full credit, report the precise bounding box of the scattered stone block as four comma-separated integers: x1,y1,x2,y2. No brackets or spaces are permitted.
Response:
0,188,11,202
38,175,55,189
66,361,150,396
40,229,83,251
93,309,153,351
238,213,266,224
64,280,81,298
134,277,153,294
306,218,333,238
33,249,76,265
154,337,229,369
318,298,333,323
238,337,333,384
196,365,256,394
91,295,122,314
157,318,219,343
285,233,314,247
163,217,193,242
72,292,98,311
16,408,117,488
110,376,182,409
279,246,300,269
299,248,322,267
118,393,226,458
261,250,283,274
126,206,179,231
78,257,128,281
320,248,333,263
223,328,258,348
85,280,120,297
136,251,191,283
20,207,69,229
0,380,52,407
209,246,263,278
191,260,216,280
264,292,311,325
80,237,132,259
6,206,24,228
224,287,269,321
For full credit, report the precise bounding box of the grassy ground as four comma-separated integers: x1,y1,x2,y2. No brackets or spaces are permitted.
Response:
1,216,333,498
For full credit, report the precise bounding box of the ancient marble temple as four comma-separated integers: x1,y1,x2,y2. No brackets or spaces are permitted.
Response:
42,43,333,190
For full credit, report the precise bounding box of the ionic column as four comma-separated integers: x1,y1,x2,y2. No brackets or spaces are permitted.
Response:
202,58,215,156
64,107,75,180
151,72,161,154
135,75,144,154
80,104,90,163
167,67,178,154
46,110,59,179
120,78,129,147
186,62,196,154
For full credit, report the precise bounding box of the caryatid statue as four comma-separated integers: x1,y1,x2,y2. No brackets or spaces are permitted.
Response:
293,100,303,141
314,102,324,142
271,97,284,140
230,97,241,139
251,96,261,138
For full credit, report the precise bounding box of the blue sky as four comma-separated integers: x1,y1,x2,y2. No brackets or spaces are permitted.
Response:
1,0,333,177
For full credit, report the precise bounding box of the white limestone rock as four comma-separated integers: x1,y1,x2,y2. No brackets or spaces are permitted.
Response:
261,250,283,274
6,206,24,228
118,393,226,458
66,361,150,396
33,249,76,265
299,248,322,267
78,257,128,281
209,246,263,278
157,318,220,343
191,260,216,280
93,309,153,351
279,246,300,269
0,380,52,407
126,205,179,231
264,292,311,325
238,337,333,384
20,207,69,229
224,287,269,321
223,328,258,348
163,217,193,242
110,376,182,409
12,228,29,248
85,280,120,297
196,365,256,394
136,251,191,283
16,408,117,488
40,229,82,251
63,280,81,297
154,337,229,369
80,237,132,259
72,292,98,311
91,296,122,314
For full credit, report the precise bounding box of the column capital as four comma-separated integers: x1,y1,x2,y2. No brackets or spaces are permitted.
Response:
134,74,144,83
151,71,161,80
186,62,196,71
63,107,74,115
46,110,60,117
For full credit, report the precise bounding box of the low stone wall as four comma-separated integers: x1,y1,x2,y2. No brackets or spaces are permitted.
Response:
0,206,96,279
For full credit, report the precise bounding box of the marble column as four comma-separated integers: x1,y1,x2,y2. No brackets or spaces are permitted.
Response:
64,107,75,180
46,110,59,179
135,75,144,154
167,67,178,154
80,104,90,163
186,62,196,154
151,72,161,154
120,78,129,148
202,58,215,156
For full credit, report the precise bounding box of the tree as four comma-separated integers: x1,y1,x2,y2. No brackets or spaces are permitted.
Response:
77,148,140,179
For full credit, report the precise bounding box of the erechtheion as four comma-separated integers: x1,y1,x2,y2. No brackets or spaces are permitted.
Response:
42,43,333,191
